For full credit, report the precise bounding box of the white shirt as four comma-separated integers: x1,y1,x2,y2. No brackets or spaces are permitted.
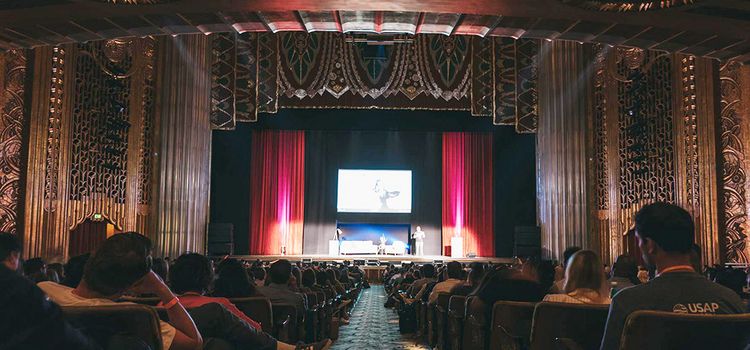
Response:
38,281,176,350
427,278,463,304
543,289,611,305
412,230,425,242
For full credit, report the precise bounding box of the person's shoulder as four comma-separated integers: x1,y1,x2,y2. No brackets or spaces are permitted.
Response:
37,280,71,295
611,281,650,301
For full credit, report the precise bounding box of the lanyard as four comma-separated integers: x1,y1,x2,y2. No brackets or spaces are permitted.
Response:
657,265,694,277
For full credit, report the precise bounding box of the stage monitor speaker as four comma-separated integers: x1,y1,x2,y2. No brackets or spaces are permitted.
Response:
514,226,541,258
208,223,234,256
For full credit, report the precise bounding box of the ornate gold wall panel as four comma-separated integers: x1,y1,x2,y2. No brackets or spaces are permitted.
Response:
718,62,750,263
151,34,212,258
23,39,157,260
0,49,27,235
537,41,595,261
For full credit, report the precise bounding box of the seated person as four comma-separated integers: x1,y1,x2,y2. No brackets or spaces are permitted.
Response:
409,264,437,297
62,253,89,288
257,259,307,312
544,250,610,304
300,269,321,294
1,232,101,350
608,254,640,295
213,258,258,298
551,246,581,294
24,257,49,283
453,262,485,296
168,253,263,330
600,203,747,350
426,261,467,304
38,233,203,350
251,266,267,286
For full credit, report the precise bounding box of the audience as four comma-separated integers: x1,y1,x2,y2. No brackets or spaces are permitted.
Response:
251,265,267,286
600,203,746,350
257,259,307,312
61,253,89,288
453,262,485,296
544,250,610,305
609,254,639,295
551,246,581,293
409,263,436,296
419,261,463,305
1,232,21,272
213,258,258,298
47,262,64,283
24,257,49,283
151,257,169,282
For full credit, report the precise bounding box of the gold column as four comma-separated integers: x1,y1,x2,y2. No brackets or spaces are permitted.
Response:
151,34,212,257
536,41,596,261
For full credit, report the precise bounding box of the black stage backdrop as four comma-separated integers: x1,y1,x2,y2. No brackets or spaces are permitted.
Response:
210,109,536,257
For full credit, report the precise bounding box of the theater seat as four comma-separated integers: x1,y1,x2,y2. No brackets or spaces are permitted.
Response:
447,295,466,350
620,310,750,350
229,297,274,334
62,304,163,350
272,304,302,343
489,301,537,350
529,302,609,350
435,293,452,350
462,296,489,350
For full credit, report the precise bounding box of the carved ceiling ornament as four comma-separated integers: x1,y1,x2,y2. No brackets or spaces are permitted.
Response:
561,0,696,11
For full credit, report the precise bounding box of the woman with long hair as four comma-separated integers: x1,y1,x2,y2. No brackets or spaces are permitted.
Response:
212,258,258,298
543,250,610,304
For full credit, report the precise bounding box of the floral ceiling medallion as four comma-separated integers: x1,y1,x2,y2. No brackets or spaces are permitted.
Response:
562,0,696,11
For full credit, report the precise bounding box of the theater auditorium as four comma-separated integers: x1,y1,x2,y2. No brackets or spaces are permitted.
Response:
0,0,749,349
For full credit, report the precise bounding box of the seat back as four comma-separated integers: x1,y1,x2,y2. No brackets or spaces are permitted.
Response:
229,297,274,334
447,295,467,350
62,304,163,350
435,293,452,350
119,296,162,306
462,296,489,350
272,304,301,343
490,301,537,350
620,310,750,350
529,302,609,350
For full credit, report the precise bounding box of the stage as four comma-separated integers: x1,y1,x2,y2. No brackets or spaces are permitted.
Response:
232,254,514,265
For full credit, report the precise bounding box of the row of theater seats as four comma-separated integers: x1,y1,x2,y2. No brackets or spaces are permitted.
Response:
416,294,750,350
61,282,364,350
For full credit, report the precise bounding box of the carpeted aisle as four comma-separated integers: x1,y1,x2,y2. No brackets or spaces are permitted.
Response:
330,285,429,350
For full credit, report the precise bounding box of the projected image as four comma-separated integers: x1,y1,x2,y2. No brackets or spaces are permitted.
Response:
337,169,412,213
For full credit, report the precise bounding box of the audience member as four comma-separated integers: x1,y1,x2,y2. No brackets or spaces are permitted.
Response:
609,254,639,295
0,232,21,272
24,257,49,283
257,259,307,312
251,266,267,285
713,267,747,298
38,232,203,350
409,264,436,296
61,253,89,288
47,262,64,283
425,261,464,304
452,262,485,296
600,203,746,350
151,257,169,282
544,250,610,304
551,246,581,293
213,258,258,298
300,268,319,293
168,253,263,330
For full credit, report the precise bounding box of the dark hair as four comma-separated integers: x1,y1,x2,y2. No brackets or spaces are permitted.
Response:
315,270,329,285
301,269,317,288
24,257,46,276
83,232,152,296
213,258,256,298
612,254,640,285
421,263,436,278
170,253,213,294
468,263,485,286
714,268,746,296
151,257,169,282
250,266,266,281
269,259,292,285
635,202,694,253
62,253,89,288
563,246,582,267
446,261,462,279
536,260,556,292
0,232,20,262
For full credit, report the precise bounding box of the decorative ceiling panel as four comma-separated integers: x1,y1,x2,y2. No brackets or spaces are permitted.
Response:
339,11,376,33
381,12,419,34
258,11,305,32
224,12,267,33
418,13,461,35
298,11,340,32
453,15,500,37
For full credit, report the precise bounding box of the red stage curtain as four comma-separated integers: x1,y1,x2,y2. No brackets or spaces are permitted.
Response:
442,132,494,257
250,130,305,255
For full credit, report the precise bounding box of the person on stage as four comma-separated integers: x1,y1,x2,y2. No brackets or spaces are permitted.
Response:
333,228,342,241
412,226,426,256
378,234,387,255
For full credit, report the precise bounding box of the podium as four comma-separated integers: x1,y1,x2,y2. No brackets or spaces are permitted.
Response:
450,237,464,258
329,240,340,256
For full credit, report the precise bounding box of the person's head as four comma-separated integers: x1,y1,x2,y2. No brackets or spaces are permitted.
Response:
250,266,266,282
714,268,747,297
170,253,213,295
562,246,582,267
612,254,639,284
213,258,256,298
563,250,607,295
446,261,462,279
416,226,422,231
62,253,89,288
0,232,21,271
269,259,292,285
301,268,317,288
291,266,302,286
47,263,64,280
81,232,152,297
421,263,436,279
151,257,169,282
634,202,694,269
24,258,46,277
316,270,329,285
467,263,485,286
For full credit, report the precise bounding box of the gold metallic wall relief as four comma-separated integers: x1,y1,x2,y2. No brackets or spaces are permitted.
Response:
0,49,27,234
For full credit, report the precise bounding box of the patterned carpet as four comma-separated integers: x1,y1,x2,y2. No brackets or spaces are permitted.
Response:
330,285,430,350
